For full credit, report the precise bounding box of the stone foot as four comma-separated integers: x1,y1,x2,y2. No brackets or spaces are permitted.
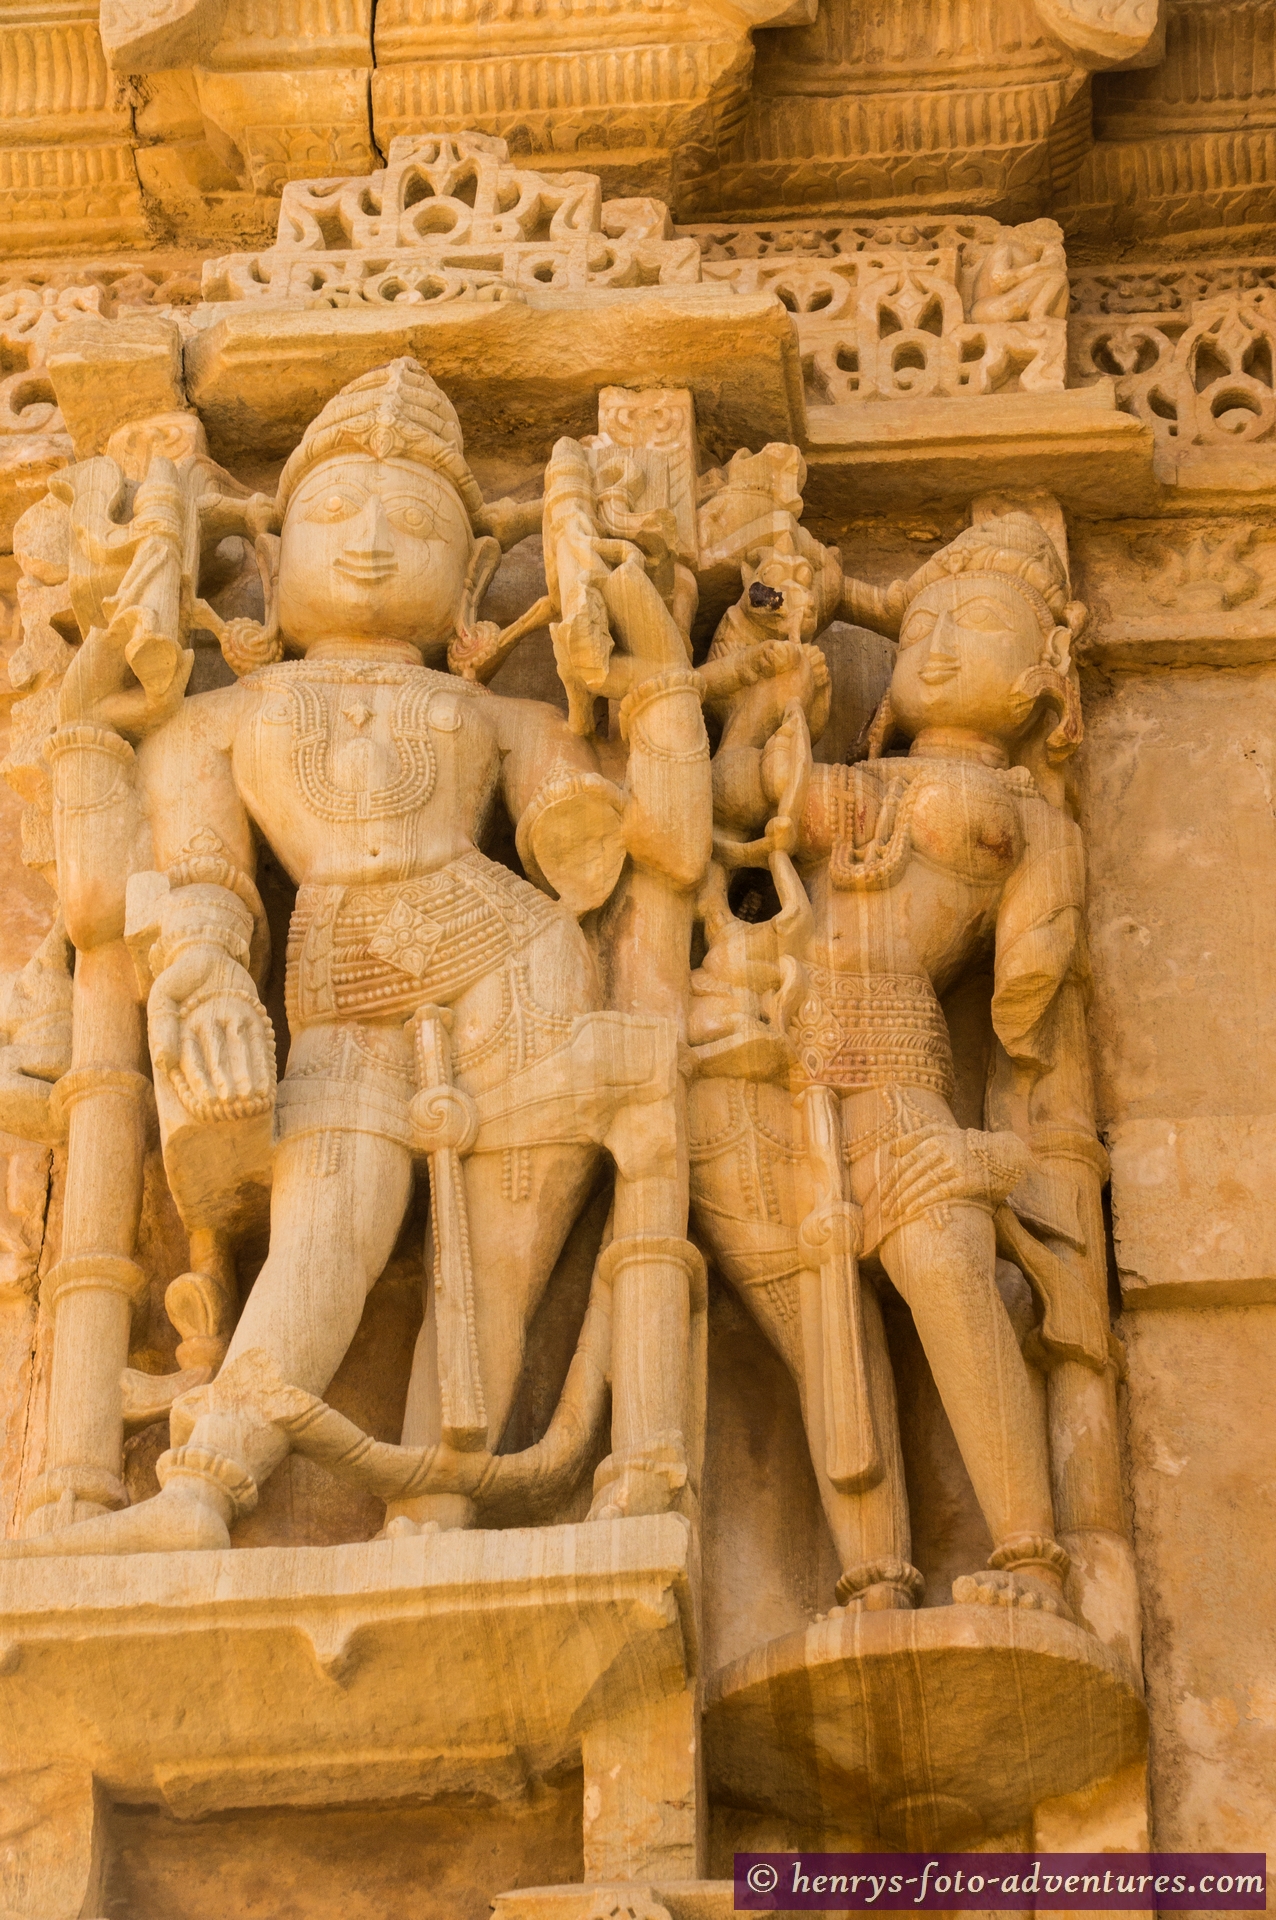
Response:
834,1558,924,1610
952,1567,1074,1619
588,1449,685,1522
0,1466,241,1560
376,1515,441,1540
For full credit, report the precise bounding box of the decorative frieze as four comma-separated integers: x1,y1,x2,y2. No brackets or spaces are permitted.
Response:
1070,268,1276,475
689,215,1069,405
203,133,704,306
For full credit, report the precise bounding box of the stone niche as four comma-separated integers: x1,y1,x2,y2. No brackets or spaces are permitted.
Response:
0,52,1270,1920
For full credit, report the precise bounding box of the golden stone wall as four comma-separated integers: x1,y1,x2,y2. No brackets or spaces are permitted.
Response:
0,5,1272,1918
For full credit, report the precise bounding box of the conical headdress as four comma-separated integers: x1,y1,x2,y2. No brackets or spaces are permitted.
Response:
278,358,486,528
900,511,1073,635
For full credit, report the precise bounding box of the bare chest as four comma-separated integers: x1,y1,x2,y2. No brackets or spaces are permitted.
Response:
232,666,497,879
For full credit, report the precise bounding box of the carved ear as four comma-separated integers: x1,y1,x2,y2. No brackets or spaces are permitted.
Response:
1044,621,1073,676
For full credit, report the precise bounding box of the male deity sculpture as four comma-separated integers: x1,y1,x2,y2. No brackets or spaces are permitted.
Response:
687,513,1125,1630
5,358,719,1555
0,351,1131,1675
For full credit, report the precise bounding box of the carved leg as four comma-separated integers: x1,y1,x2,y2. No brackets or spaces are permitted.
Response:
880,1202,1069,1614
1050,1356,1143,1667
688,1076,917,1606
0,1123,412,1557
802,1272,919,1609
388,1137,600,1531
592,1235,702,1521
591,1062,700,1521
0,1767,108,1920
738,1269,917,1609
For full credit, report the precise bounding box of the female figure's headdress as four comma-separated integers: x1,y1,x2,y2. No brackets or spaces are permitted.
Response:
864,511,1086,768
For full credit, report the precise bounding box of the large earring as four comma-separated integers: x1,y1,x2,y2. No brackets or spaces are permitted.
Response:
213,532,284,676
447,535,505,680
865,689,896,759
1010,659,1082,763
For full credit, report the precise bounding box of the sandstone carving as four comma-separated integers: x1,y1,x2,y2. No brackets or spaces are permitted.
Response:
0,9,1268,1907
203,131,705,307
687,508,1136,1649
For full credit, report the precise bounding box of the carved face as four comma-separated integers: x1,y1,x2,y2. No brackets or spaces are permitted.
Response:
889,573,1047,743
277,455,473,652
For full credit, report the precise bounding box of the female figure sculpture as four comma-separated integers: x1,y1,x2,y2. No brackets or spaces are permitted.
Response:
690,512,1121,1626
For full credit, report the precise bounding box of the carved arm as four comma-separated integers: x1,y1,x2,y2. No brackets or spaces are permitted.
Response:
143,883,275,1124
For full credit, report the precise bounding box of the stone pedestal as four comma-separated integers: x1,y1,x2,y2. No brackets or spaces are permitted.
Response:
705,1605,1147,1850
0,1515,698,1888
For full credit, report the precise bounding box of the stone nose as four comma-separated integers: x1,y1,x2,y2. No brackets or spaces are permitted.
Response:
343,493,395,557
927,609,961,661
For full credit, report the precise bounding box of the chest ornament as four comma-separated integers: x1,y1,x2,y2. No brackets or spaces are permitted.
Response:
274,677,438,823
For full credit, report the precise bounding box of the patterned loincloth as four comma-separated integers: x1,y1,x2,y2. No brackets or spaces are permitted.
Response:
789,968,955,1100
286,850,559,1029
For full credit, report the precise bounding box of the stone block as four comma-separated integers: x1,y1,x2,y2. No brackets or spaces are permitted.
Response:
0,1517,696,1819
0,1765,107,1920
182,289,804,464
1110,1114,1276,1307
46,313,187,457
802,384,1157,517
1079,666,1276,1131
1123,1307,1276,1858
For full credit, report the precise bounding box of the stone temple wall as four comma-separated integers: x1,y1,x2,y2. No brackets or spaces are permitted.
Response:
0,3,1273,1916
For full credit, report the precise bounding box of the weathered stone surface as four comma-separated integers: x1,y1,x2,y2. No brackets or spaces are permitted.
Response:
1110,1115,1276,1306
0,1517,696,1812
0,4,1270,1906
46,312,187,456
1124,1307,1276,1860
705,1607,1146,1847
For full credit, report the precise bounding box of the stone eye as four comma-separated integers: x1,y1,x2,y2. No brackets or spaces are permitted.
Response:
325,494,346,514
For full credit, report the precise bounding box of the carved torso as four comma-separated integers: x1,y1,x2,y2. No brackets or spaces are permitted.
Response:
230,660,500,888
803,755,1030,995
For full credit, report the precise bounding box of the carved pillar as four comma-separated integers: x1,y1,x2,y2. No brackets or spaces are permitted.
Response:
582,1687,704,1885
21,944,149,1534
0,1766,109,1920
491,1686,709,1918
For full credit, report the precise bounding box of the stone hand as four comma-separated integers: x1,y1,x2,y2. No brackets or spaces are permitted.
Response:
760,701,813,808
880,1125,1036,1224
741,644,829,751
57,622,194,740
149,947,276,1121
